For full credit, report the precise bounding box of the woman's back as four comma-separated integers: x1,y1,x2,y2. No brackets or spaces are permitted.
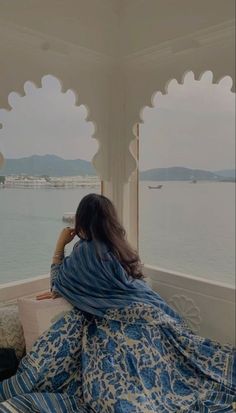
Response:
51,238,180,320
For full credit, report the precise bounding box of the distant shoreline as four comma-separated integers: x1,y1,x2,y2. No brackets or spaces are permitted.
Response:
0,175,100,189
0,179,235,190
0,155,235,182
0,184,101,189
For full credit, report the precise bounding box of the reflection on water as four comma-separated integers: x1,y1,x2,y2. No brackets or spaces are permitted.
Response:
0,182,235,285
139,181,235,285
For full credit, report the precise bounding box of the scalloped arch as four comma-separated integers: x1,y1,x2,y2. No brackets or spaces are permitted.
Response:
127,69,235,181
0,74,103,177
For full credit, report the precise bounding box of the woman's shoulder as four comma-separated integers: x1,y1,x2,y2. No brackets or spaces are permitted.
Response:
73,238,110,257
72,238,86,254
72,238,95,252
73,239,82,249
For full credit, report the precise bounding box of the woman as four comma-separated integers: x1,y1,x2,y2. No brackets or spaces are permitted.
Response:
0,194,235,412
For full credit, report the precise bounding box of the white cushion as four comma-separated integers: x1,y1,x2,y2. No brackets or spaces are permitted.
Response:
0,304,25,359
18,296,73,352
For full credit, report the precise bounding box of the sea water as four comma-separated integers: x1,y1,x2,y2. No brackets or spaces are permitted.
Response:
0,182,235,285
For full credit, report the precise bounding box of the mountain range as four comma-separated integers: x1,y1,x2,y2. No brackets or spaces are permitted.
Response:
0,155,235,181
0,155,96,177
140,167,235,181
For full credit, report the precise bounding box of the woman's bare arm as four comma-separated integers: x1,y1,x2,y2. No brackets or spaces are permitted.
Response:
36,227,76,300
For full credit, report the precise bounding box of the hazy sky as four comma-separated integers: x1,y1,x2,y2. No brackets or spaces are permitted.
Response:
0,76,97,162
140,71,235,171
0,71,235,171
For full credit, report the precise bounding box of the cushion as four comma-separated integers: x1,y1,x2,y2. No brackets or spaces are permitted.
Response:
0,304,25,359
18,296,73,352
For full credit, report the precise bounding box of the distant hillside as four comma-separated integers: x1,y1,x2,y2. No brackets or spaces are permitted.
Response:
0,156,235,181
140,167,235,181
1,155,97,176
215,169,236,179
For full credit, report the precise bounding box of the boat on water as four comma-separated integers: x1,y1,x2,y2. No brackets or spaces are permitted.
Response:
148,185,163,189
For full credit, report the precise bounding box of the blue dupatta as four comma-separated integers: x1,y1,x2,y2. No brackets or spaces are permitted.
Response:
1,240,235,412
51,239,180,319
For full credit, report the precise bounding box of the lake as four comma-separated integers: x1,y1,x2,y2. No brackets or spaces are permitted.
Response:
0,182,235,285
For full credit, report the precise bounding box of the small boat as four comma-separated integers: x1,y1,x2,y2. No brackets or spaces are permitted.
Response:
62,213,75,223
148,185,163,189
190,180,197,184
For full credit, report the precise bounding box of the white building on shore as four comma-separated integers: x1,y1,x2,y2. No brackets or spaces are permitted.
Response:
3,175,100,188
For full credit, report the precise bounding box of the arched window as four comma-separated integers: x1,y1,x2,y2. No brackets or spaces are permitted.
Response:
139,71,235,285
0,75,100,283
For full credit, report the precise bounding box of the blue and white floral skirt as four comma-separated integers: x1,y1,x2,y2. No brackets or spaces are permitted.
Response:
0,303,235,412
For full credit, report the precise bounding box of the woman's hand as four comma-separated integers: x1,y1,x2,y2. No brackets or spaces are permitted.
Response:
36,291,60,300
56,227,76,248
52,227,76,264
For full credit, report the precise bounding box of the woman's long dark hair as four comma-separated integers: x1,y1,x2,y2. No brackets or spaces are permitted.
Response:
75,193,144,280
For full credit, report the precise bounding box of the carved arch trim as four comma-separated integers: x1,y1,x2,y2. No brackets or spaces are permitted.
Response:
125,68,235,182
0,73,107,180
